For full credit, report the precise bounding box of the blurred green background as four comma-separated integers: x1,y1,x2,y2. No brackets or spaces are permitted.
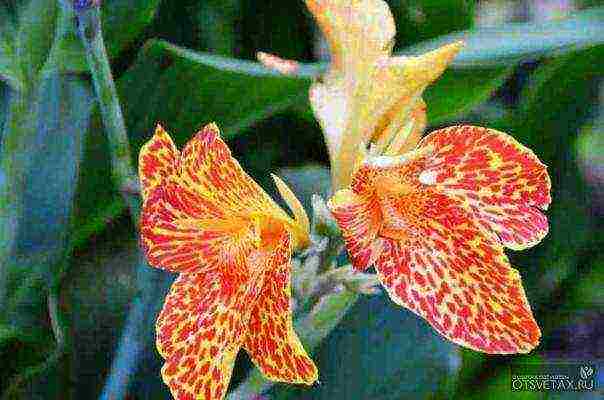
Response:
0,0,603,399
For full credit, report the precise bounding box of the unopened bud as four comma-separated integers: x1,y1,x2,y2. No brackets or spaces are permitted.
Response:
73,0,101,11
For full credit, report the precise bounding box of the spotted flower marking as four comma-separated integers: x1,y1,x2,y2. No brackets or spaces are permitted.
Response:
329,126,551,354
139,123,317,400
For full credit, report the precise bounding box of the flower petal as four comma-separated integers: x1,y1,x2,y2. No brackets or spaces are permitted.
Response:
309,75,348,166
243,230,318,384
328,188,383,270
374,191,541,353
141,180,256,273
383,99,427,156
257,52,300,75
179,123,287,221
140,123,294,273
305,0,395,75
333,42,462,189
307,0,395,172
157,265,265,400
138,124,179,201
271,173,311,249
418,125,552,250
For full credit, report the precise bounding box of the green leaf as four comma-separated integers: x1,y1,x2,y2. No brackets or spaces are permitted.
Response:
391,0,475,49
0,6,22,91
0,82,9,137
121,39,311,145
101,0,161,59
425,66,513,125
193,0,240,56
407,7,604,67
15,0,58,83
41,3,87,75
239,0,311,60
274,296,461,400
0,72,92,342
463,355,545,400
513,44,604,164
0,73,92,397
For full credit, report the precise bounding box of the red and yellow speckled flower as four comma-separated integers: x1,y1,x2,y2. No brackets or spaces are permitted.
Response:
329,125,551,353
139,123,317,400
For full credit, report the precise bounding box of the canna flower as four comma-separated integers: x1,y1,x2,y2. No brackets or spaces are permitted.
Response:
258,0,462,190
260,0,552,354
328,126,551,353
139,123,317,400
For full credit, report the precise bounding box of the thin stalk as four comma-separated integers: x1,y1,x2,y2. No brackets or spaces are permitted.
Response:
75,5,140,218
75,5,155,400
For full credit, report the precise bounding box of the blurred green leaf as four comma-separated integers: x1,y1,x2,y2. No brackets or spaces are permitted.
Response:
101,0,161,59
17,75,91,261
0,323,53,396
64,231,141,399
0,6,22,91
0,74,92,397
407,7,604,67
391,0,475,49
275,296,461,400
513,45,604,164
194,0,240,56
240,0,311,60
122,39,311,145
41,2,87,75
0,83,8,137
558,257,604,314
461,355,545,400
425,66,513,125
15,0,58,84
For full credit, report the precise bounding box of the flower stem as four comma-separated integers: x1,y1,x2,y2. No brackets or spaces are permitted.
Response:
75,5,140,219
75,5,157,400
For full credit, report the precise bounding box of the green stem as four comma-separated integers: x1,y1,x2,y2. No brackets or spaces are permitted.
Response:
75,6,155,400
75,5,140,220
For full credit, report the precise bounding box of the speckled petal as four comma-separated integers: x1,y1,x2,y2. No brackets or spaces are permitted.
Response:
178,123,287,221
138,124,179,201
243,230,318,384
140,124,294,273
157,265,265,400
374,191,541,354
418,126,551,250
328,189,383,270
141,179,257,274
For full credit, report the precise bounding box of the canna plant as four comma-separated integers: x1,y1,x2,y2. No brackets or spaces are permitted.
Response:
67,0,553,399
136,1,552,399
262,0,550,353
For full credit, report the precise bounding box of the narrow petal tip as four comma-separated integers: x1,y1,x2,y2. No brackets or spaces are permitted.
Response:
271,173,311,248
202,121,221,136
257,52,300,75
